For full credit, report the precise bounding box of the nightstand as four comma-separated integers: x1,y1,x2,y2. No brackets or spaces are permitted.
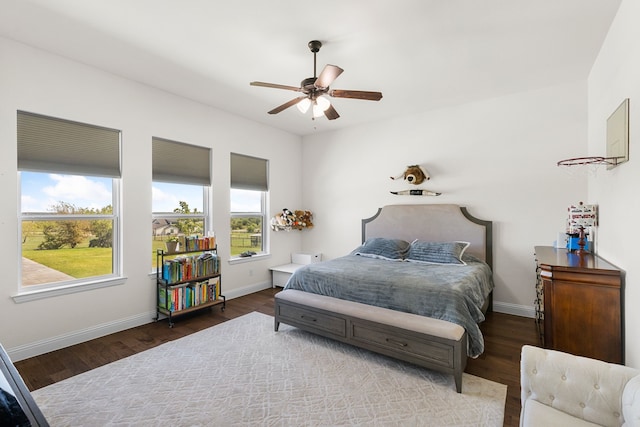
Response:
270,253,321,288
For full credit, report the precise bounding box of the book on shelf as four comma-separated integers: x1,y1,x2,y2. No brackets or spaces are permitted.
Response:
160,279,220,312
161,251,220,284
208,277,220,301
177,235,216,252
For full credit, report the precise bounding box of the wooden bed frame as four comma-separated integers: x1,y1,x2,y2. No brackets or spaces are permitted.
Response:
274,204,493,393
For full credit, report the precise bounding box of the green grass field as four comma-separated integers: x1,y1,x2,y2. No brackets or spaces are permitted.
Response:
22,236,112,278
23,232,263,278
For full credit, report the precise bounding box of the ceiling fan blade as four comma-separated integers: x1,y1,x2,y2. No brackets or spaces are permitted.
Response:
268,96,308,114
314,65,344,89
329,89,383,101
250,81,302,92
323,104,340,120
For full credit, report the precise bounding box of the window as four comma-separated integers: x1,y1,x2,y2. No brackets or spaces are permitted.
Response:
230,153,268,257
17,111,122,294
152,138,211,269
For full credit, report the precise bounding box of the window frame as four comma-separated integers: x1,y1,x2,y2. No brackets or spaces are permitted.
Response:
15,111,124,303
229,153,269,261
229,188,268,261
151,185,212,271
14,173,124,303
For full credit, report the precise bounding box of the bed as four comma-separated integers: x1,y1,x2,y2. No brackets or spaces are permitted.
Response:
274,204,493,392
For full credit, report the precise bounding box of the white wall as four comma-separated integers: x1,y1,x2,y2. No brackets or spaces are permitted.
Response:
0,32,605,362
301,81,589,316
0,37,303,359
588,0,640,367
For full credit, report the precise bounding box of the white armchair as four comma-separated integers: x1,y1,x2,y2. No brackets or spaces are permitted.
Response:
520,345,640,427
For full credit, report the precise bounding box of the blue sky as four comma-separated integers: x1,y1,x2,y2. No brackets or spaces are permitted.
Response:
21,172,202,214
151,181,204,213
21,172,113,213
21,172,261,214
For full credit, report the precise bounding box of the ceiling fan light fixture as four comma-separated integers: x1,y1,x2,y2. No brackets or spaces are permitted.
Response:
312,100,325,118
316,95,331,111
250,40,382,121
296,97,311,113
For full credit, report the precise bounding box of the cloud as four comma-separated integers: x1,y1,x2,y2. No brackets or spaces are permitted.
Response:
230,189,261,212
152,185,180,212
41,174,111,210
21,194,42,212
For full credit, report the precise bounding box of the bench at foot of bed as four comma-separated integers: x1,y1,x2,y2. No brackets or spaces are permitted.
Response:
274,289,468,393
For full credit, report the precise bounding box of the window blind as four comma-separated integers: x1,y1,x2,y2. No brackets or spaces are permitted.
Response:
17,111,121,177
152,137,211,186
230,153,268,191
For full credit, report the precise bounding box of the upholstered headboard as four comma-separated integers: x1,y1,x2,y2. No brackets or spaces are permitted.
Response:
362,204,493,269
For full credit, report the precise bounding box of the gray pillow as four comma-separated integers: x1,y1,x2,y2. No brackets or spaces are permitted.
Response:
355,238,410,261
406,241,470,265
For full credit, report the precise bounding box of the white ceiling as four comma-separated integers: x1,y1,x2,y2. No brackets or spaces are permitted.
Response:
0,0,621,136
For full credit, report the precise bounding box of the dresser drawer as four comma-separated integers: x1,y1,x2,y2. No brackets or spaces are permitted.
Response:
277,302,347,337
351,321,455,368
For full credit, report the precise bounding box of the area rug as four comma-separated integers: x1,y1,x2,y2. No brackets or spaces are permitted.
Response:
32,312,506,426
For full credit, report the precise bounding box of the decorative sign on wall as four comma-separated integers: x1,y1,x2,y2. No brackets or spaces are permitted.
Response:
390,189,441,196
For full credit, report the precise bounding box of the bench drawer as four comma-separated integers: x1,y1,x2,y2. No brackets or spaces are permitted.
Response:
277,302,347,337
351,321,455,368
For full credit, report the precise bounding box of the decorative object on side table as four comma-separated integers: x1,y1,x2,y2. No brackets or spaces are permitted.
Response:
566,202,597,254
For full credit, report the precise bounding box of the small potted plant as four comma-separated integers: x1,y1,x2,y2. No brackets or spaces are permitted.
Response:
165,236,179,253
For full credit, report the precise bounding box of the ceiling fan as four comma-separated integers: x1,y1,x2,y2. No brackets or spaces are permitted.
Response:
250,40,383,120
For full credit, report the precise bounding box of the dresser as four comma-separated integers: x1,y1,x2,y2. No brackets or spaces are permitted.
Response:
534,246,623,364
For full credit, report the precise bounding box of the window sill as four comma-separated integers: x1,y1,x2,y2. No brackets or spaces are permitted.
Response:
228,253,271,265
12,276,128,304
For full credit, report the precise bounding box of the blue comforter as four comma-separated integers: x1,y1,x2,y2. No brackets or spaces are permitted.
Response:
284,254,494,357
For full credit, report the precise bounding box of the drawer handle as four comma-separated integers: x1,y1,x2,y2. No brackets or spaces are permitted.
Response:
301,315,317,322
386,338,408,347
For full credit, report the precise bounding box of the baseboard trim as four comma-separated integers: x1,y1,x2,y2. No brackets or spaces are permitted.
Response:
8,285,532,361
8,311,155,362
493,301,535,318
223,281,272,299
8,281,274,362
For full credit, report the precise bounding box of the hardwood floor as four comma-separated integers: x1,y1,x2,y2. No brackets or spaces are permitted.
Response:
15,287,539,426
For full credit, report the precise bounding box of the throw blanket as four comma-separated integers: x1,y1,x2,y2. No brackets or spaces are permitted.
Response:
284,254,494,357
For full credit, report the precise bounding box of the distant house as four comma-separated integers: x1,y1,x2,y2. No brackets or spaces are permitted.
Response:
152,219,179,238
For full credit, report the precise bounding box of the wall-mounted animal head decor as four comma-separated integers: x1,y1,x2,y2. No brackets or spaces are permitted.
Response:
390,165,430,185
